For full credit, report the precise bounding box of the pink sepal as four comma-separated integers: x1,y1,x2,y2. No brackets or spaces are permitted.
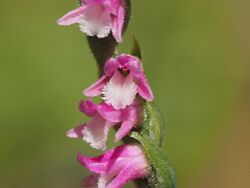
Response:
84,75,107,97
57,6,87,25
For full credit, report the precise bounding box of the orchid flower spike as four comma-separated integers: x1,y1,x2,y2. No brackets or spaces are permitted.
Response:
78,144,149,188
67,98,141,150
84,54,154,110
57,0,125,42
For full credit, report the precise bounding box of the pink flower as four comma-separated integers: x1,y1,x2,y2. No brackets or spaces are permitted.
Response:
57,0,125,42
67,99,141,150
84,54,154,110
78,144,148,188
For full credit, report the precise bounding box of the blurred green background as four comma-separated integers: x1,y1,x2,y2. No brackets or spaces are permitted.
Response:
1,0,249,187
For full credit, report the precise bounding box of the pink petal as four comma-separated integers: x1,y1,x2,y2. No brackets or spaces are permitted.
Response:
117,54,143,74
82,114,114,150
109,0,123,15
115,119,134,141
67,114,115,149
57,6,87,25
106,158,148,188
84,75,107,97
66,124,85,138
79,4,112,38
96,103,122,122
79,98,97,116
115,105,138,141
136,73,154,101
103,58,119,76
111,5,124,43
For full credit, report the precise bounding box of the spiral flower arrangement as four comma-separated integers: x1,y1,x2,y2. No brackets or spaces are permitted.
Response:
57,0,176,187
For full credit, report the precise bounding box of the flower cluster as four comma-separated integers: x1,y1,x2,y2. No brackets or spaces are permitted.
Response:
58,0,155,187
67,54,153,187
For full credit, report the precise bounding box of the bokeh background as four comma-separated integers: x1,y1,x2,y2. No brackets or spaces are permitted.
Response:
1,0,249,187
